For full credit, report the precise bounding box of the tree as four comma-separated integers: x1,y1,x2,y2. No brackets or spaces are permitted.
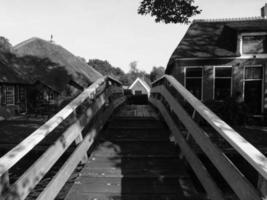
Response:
88,58,130,84
129,61,139,74
88,59,125,77
138,0,201,24
150,66,165,82
0,36,13,53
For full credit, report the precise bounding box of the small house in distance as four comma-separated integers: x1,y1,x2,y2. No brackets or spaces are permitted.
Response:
166,4,267,117
0,54,29,115
129,77,151,96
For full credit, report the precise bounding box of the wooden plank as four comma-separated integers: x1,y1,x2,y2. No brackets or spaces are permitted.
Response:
0,172,9,198
66,103,203,200
151,86,261,200
64,177,185,194
0,77,106,176
258,174,267,198
65,192,192,200
75,132,88,164
149,98,224,200
80,167,185,178
36,96,126,200
36,129,97,200
9,94,106,200
165,75,267,181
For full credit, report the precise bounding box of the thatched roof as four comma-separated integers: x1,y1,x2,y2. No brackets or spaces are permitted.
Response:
0,54,28,84
14,37,102,88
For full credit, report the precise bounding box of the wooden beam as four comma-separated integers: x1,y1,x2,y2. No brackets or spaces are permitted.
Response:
165,75,267,181
10,94,106,200
0,77,107,177
151,86,261,200
36,96,126,200
258,174,267,199
0,172,9,198
149,98,224,200
36,129,97,200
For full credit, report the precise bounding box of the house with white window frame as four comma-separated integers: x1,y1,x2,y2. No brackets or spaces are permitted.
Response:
129,77,151,97
0,57,29,115
166,4,267,117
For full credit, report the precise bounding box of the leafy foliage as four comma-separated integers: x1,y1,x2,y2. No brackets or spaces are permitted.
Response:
150,66,165,82
138,0,201,24
88,59,152,86
0,36,13,53
88,59,131,85
88,59,125,78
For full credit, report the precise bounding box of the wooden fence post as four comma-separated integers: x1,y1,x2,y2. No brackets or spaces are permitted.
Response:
75,133,88,164
258,174,267,199
0,172,10,197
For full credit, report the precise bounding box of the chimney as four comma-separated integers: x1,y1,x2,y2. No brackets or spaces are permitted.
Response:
261,4,267,18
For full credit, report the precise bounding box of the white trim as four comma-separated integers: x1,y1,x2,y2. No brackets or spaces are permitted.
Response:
5,85,15,105
129,77,151,95
173,54,267,61
184,67,203,101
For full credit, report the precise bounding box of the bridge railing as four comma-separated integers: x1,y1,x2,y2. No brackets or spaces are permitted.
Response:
149,75,267,200
0,76,126,200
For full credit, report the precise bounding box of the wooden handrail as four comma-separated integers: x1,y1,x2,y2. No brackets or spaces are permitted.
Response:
0,77,105,176
150,97,224,200
150,74,267,199
152,75,267,180
0,76,126,200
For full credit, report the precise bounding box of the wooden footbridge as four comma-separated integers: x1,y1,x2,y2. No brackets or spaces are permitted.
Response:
1,75,267,200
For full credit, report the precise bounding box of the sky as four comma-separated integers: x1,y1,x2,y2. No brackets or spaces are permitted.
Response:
0,0,266,73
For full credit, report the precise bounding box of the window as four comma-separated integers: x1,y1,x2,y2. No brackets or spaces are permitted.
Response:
135,90,142,95
214,67,232,100
185,67,202,100
5,86,15,105
48,91,54,101
19,86,26,102
242,34,267,54
244,66,263,114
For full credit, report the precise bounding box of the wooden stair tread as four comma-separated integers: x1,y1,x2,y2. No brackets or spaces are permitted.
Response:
65,104,204,200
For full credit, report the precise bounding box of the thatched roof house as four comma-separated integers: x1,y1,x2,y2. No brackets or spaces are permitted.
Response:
14,37,102,89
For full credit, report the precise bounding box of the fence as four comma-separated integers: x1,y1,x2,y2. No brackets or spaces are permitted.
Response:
0,76,125,200
149,75,267,200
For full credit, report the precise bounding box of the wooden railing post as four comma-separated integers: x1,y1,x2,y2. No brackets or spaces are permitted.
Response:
0,172,9,197
258,174,267,199
75,132,88,164
150,75,267,200
0,76,126,200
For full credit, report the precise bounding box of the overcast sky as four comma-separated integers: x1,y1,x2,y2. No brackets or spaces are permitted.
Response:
0,0,266,72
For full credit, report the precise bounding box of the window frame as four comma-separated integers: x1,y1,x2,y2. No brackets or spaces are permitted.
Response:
243,65,264,114
213,66,232,101
184,66,203,101
5,85,15,105
240,32,267,55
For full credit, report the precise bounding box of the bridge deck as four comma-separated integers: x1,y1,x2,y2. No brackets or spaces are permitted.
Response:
65,104,204,200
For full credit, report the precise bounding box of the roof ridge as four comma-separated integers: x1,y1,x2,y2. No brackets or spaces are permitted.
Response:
193,16,266,23
14,37,47,49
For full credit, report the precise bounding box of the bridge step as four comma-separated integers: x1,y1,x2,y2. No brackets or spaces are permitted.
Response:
92,141,179,156
65,105,205,200
66,193,204,200
107,119,166,129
